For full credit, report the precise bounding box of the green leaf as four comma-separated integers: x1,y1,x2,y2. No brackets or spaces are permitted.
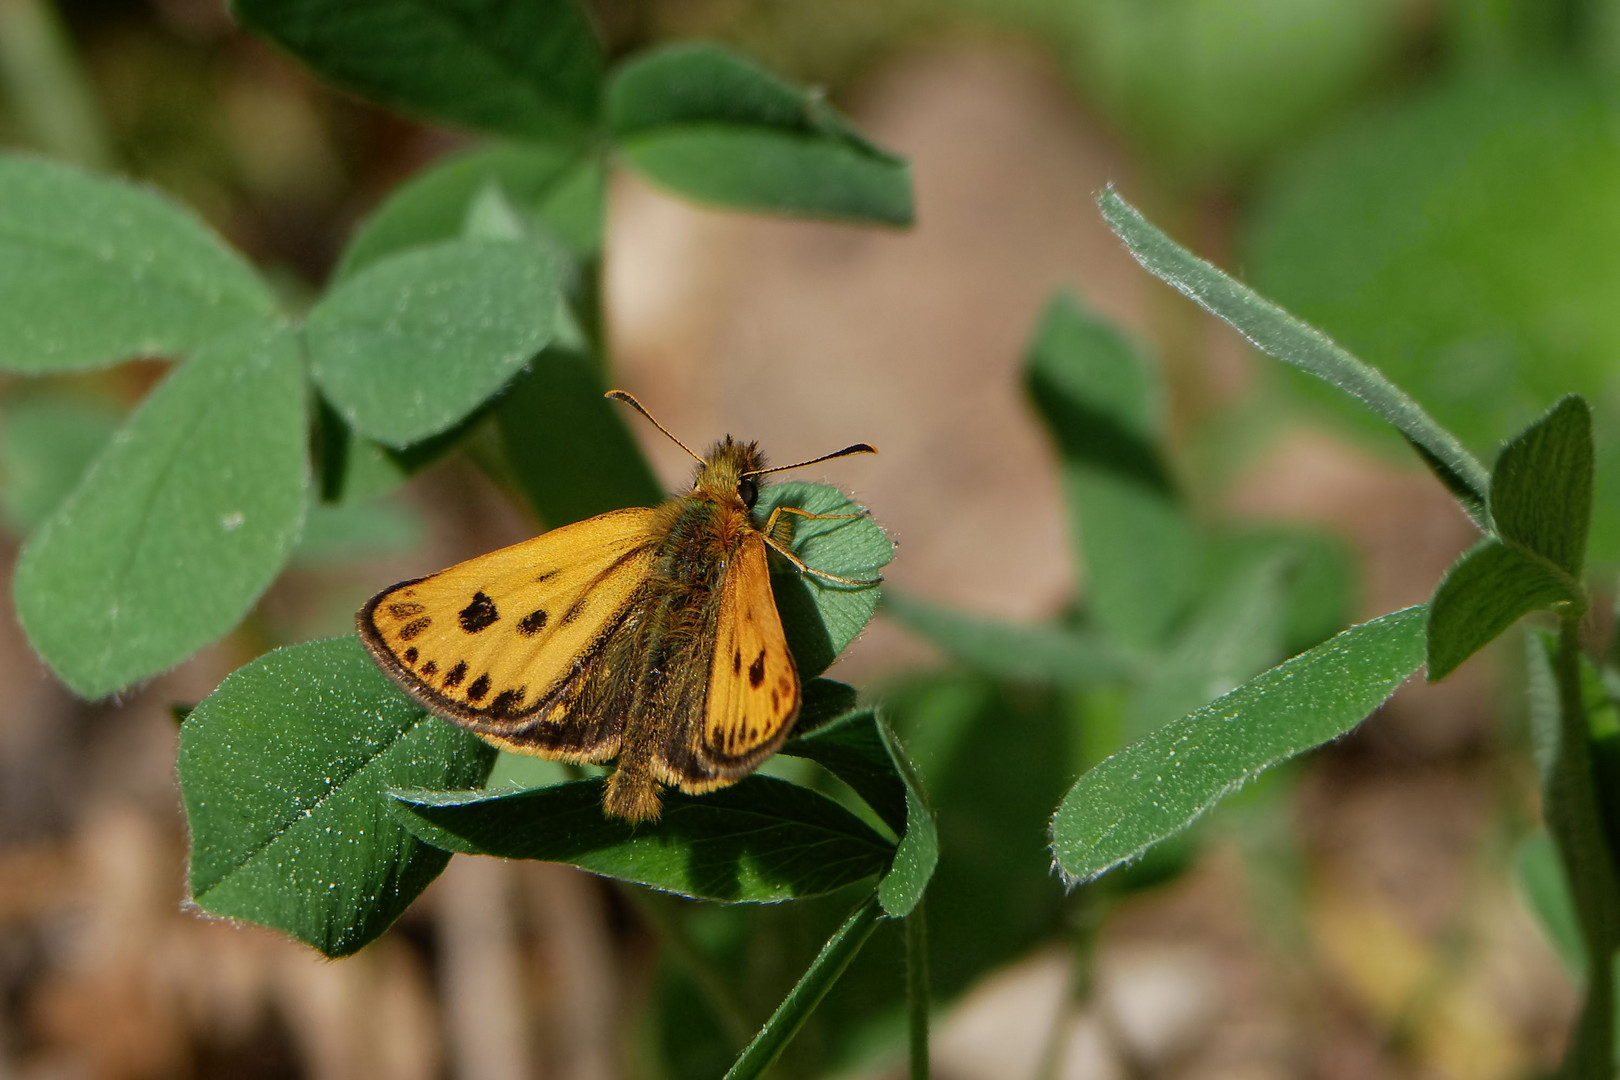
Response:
782,707,938,917
1099,187,1491,525
1426,398,1594,681
335,142,602,280
723,895,883,1080
180,637,494,957
1025,291,1198,650
793,677,861,738
290,496,426,565
1427,540,1578,682
881,589,1131,689
1518,828,1583,976
230,0,602,145
757,481,892,678
14,323,307,698
495,351,664,527
1020,0,1398,185
390,776,892,903
0,394,120,533
312,397,484,505
304,238,558,447
873,719,936,918
1205,526,1358,656
1124,552,1290,739
607,43,912,226
785,708,906,832
1490,395,1593,578
0,154,275,372
1051,605,1427,885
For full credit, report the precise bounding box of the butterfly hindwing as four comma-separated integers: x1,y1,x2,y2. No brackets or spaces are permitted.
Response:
358,507,662,757
684,531,800,784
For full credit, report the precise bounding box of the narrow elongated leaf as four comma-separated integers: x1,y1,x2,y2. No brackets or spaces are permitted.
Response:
882,590,1130,688
1427,540,1578,682
0,155,274,372
0,394,120,533
304,238,558,447
724,896,883,1080
1517,829,1583,976
180,637,494,956
757,481,892,677
14,323,307,697
1052,605,1427,884
607,43,911,225
1099,187,1490,524
335,142,601,280
1491,395,1593,577
231,0,602,145
495,351,664,527
390,776,892,903
1025,291,1197,650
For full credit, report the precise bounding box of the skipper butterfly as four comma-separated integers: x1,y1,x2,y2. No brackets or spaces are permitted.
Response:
358,391,878,822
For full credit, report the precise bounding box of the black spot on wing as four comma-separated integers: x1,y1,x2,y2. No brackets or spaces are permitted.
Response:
421,660,438,676
489,687,526,717
748,650,766,688
732,650,741,674
467,674,491,701
403,647,418,664
388,601,425,619
444,661,467,688
535,569,559,582
517,609,549,636
399,617,432,641
459,591,499,633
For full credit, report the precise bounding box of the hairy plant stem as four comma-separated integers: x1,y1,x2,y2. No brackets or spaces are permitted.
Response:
723,896,882,1080
906,902,930,1079
1546,612,1620,1076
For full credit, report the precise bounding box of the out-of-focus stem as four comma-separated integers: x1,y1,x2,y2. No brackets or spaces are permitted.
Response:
0,0,113,168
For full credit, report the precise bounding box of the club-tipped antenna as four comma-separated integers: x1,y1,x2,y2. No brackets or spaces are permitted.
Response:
605,389,704,465
745,443,878,477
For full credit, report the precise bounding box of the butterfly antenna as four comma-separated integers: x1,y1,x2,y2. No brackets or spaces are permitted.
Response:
605,390,704,465
746,443,878,477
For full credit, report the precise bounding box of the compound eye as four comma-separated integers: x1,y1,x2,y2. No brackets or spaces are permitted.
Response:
738,477,759,508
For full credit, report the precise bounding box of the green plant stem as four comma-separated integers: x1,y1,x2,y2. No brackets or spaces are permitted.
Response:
0,0,112,168
1545,613,1620,1076
905,902,930,1079
724,895,882,1080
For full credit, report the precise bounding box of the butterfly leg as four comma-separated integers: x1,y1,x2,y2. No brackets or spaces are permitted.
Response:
760,507,881,586
761,505,865,547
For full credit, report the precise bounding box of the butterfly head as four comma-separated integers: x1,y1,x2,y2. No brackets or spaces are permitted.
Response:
695,437,767,509
604,390,878,511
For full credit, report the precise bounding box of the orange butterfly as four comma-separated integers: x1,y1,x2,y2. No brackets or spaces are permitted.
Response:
358,391,878,822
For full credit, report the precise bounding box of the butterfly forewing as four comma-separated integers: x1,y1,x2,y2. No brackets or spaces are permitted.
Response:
694,532,800,776
358,508,662,743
